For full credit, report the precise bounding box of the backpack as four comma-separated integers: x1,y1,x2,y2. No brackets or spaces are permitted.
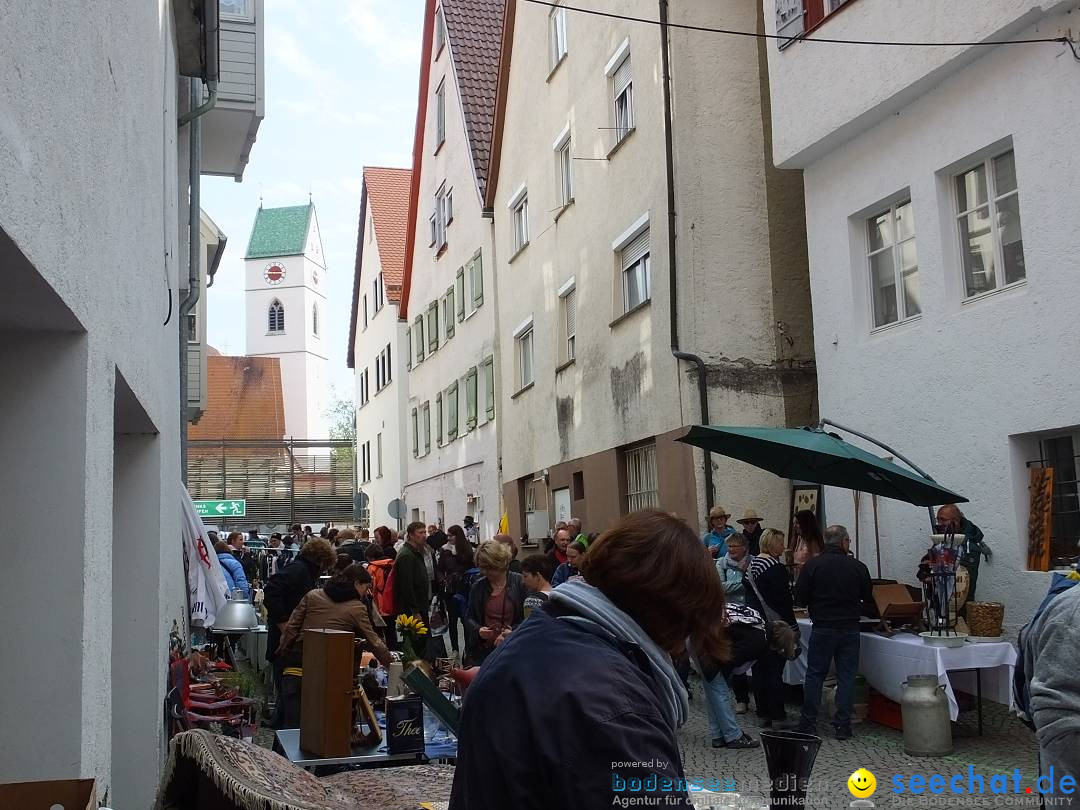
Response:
369,559,396,617
1013,573,1079,729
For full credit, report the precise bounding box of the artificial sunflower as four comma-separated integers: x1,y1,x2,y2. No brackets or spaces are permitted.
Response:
395,614,429,663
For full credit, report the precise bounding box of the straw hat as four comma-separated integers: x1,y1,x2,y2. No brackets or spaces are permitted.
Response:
736,508,763,525
708,506,730,520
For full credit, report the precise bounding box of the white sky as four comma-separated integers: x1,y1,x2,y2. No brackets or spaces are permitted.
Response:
203,0,424,404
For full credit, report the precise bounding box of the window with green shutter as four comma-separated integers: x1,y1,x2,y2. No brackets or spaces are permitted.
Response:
483,356,495,419
427,302,439,353
470,251,484,309
422,401,431,455
444,286,455,339
405,327,412,369
436,392,443,445
447,382,459,439
414,316,425,362
465,367,478,430
456,268,465,322
411,407,419,456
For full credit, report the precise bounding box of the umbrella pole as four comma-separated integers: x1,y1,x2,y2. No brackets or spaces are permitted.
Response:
872,494,882,579
853,491,860,560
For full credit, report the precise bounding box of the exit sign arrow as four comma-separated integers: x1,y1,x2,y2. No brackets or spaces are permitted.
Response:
193,499,247,518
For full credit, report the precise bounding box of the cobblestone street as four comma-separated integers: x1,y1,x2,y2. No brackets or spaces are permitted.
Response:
676,677,1041,809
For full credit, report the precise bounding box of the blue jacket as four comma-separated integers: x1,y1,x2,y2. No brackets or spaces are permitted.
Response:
550,562,578,588
702,526,734,558
449,603,694,809
217,551,251,601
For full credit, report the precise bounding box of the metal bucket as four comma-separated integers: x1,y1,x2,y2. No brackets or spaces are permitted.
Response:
901,674,952,756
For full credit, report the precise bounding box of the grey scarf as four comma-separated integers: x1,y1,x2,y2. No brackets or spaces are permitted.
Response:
549,580,688,729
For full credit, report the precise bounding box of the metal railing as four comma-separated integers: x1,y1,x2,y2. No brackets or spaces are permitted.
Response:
187,439,356,528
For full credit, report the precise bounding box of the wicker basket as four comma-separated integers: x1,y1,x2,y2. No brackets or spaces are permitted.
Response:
966,601,1004,638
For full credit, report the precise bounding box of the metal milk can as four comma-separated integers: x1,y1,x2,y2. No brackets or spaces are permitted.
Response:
901,674,952,756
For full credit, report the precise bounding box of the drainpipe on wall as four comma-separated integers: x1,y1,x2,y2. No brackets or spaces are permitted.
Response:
178,77,217,484
658,0,714,511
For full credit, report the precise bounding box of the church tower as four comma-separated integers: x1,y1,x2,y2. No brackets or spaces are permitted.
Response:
244,202,329,439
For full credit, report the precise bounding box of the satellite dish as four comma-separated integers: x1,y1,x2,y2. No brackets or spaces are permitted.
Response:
353,491,369,522
387,498,408,520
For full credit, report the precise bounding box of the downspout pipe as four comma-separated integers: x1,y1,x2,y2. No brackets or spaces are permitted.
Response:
659,0,714,511
179,78,216,483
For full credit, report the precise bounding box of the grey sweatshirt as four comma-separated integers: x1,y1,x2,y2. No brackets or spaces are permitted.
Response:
1024,582,1080,799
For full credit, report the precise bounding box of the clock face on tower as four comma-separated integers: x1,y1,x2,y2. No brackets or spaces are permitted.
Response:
263,263,286,285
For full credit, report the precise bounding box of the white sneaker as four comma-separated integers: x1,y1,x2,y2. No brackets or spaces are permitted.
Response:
735,702,748,715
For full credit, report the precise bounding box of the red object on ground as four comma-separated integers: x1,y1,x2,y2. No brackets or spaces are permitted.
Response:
449,667,480,694
867,690,903,730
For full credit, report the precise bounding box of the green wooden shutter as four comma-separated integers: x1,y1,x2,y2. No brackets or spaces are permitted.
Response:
456,268,465,321
470,252,484,308
483,356,495,419
414,316,425,361
436,392,443,445
444,287,455,338
405,327,412,370
447,382,458,439
466,367,478,430
411,408,419,456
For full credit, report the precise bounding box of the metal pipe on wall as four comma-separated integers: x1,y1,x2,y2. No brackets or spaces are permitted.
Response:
658,0,714,511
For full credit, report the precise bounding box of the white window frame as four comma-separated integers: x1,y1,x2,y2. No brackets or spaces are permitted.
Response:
513,317,535,391
435,79,446,149
613,214,651,315
548,5,568,73
434,6,446,56
625,443,659,512
446,188,454,225
866,199,920,329
268,299,285,334
482,355,496,420
359,368,370,407
508,184,529,255
558,277,577,365
373,274,384,313
953,149,1025,300
219,0,254,22
433,184,448,250
605,40,634,148
553,124,573,208
376,432,383,477
361,440,372,483
362,294,368,330
411,408,419,457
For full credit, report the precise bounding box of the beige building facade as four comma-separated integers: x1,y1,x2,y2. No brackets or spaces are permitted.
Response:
488,0,817,537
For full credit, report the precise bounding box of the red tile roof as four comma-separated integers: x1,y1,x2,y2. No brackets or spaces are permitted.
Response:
365,167,412,299
443,0,506,201
400,0,508,319
189,355,286,441
347,167,412,368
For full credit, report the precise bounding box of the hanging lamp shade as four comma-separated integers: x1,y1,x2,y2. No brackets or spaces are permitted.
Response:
212,589,259,632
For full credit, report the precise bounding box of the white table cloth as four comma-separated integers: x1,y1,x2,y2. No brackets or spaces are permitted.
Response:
783,618,1016,720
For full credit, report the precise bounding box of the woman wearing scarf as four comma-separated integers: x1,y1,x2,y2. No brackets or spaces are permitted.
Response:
449,510,727,810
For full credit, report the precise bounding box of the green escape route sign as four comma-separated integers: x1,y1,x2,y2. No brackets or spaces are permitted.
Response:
194,499,247,518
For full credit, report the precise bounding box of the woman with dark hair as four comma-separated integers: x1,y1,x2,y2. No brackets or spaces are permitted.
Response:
274,563,392,727
550,539,586,587
449,510,727,809
373,525,396,559
438,525,474,655
333,553,353,574
791,510,824,581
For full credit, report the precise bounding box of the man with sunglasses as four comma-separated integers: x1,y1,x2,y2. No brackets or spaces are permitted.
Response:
734,508,765,556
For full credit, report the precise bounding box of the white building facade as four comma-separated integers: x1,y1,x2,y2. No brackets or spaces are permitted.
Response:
488,0,817,537
763,0,1080,627
0,1,263,805
399,0,504,538
349,167,413,529
244,203,329,440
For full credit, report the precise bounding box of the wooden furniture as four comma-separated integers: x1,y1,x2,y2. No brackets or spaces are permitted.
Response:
300,629,354,758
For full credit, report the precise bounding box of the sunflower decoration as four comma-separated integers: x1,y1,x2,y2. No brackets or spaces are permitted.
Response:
395,614,429,663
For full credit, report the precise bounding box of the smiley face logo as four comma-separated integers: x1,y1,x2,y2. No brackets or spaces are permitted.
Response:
848,768,876,798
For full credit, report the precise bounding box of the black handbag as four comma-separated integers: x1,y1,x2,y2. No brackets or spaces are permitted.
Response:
745,570,801,660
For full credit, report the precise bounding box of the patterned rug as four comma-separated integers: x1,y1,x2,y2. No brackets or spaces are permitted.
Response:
156,730,455,810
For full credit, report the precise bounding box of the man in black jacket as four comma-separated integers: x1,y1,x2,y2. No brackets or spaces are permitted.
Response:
393,522,431,626
262,538,335,728
794,525,872,740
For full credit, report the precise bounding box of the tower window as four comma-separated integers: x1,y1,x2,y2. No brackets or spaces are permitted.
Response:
268,299,285,333
312,303,319,337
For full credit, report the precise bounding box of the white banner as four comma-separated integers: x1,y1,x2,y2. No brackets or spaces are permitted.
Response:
181,485,231,627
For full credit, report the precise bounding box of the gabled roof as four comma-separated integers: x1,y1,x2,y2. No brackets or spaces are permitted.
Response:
443,0,506,201
400,0,508,319
188,355,286,440
245,203,313,260
347,167,412,369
